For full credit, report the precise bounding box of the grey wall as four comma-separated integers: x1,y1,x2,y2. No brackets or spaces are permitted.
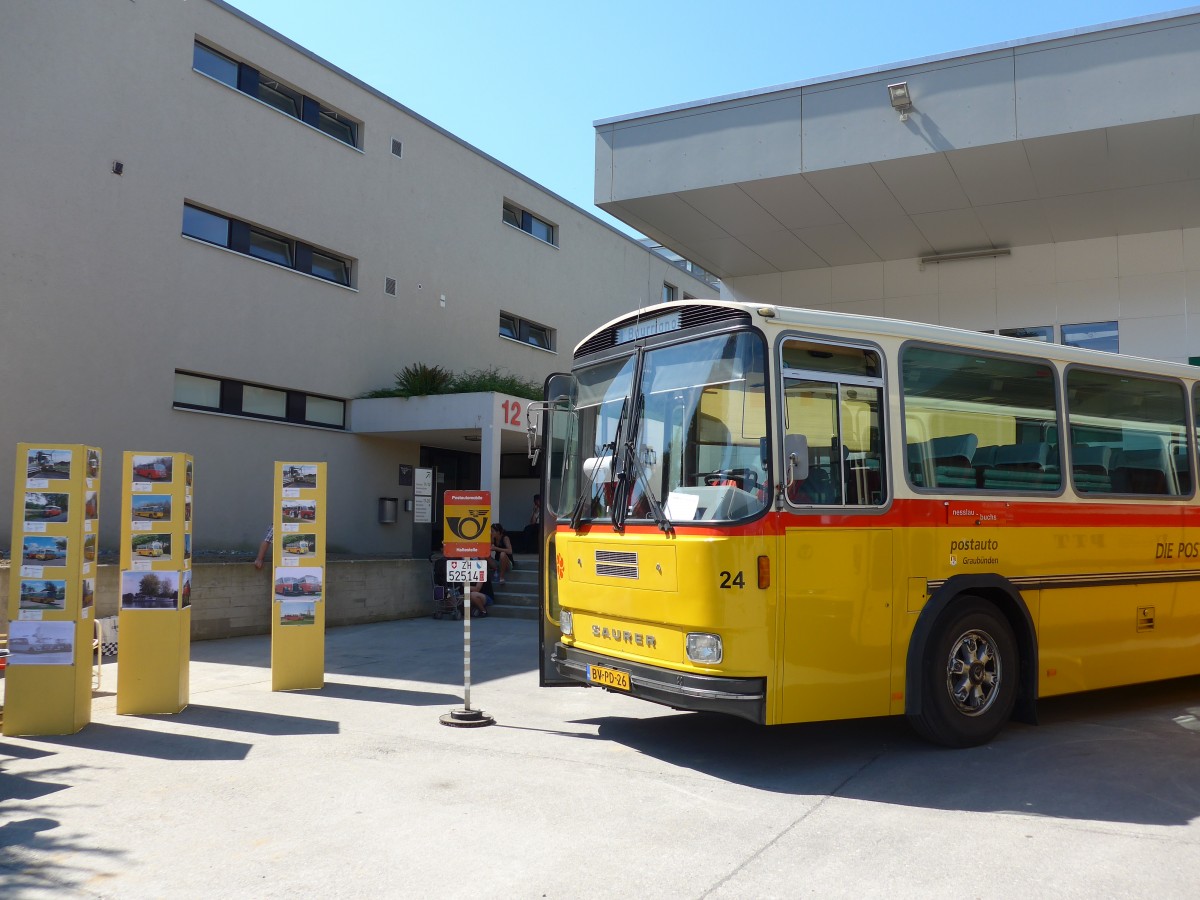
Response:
0,0,710,555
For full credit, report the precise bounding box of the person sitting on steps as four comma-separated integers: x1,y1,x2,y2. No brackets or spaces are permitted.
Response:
490,523,513,584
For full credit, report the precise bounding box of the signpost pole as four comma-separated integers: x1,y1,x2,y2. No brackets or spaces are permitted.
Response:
440,490,495,728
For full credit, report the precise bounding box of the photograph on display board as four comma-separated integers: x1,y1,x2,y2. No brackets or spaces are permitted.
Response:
85,491,98,519
25,448,71,482
281,464,319,489
131,494,171,521
8,621,75,666
281,500,317,523
184,500,191,522
84,534,97,562
87,449,100,479
131,533,172,560
24,492,69,522
282,533,316,556
82,578,95,610
279,600,316,626
184,533,192,561
131,454,174,484
181,570,192,608
186,459,193,487
22,536,68,567
273,566,323,601
120,570,179,610
19,579,67,611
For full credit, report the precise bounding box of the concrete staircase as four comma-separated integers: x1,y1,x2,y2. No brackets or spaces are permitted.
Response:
488,554,539,620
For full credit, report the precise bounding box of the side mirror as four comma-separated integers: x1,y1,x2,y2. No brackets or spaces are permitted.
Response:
784,433,809,485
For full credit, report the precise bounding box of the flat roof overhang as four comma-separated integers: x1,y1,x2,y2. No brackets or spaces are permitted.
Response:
350,393,532,454
595,9,1200,278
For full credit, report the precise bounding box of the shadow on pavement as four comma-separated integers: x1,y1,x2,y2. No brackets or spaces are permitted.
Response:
138,704,341,737
30,722,253,761
579,675,1200,827
0,814,125,895
297,679,461,707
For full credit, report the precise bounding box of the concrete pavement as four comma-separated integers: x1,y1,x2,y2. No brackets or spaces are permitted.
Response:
2,616,1199,898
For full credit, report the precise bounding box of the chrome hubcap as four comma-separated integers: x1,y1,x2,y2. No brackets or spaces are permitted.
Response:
945,630,1001,716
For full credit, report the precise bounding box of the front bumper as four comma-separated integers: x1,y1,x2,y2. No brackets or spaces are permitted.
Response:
553,643,766,724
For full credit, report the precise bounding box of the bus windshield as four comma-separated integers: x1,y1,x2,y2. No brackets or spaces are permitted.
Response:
551,330,770,527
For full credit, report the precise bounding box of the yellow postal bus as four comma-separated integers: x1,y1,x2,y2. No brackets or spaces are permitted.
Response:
531,300,1200,746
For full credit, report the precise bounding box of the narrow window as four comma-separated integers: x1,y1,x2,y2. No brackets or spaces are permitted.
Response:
305,395,345,427
182,205,230,247
311,250,350,286
193,42,238,87
499,314,518,340
999,326,1053,342
173,373,221,409
248,229,293,267
662,283,677,303
1062,322,1118,353
242,385,287,418
502,200,557,246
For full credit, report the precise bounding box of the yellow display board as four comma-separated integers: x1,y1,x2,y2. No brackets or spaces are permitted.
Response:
4,443,101,736
115,452,193,715
270,462,327,691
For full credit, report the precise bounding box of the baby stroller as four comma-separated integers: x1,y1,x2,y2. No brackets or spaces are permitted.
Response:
431,554,463,620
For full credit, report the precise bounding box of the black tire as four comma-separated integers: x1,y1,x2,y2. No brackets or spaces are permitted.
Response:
908,596,1018,748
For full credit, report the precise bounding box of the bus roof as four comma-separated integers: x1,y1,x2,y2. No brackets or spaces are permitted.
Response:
577,299,1200,381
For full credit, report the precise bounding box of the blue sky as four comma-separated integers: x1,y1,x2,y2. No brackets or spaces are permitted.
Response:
232,0,1193,237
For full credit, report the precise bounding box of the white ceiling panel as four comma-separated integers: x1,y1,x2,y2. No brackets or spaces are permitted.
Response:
616,194,730,247
803,165,908,224
946,143,1039,205
1041,191,1119,243
681,184,789,238
684,236,776,277
910,208,992,253
750,230,830,271
974,199,1055,246
791,223,879,267
872,154,972,214
853,216,935,260
739,174,844,229
1023,130,1112,197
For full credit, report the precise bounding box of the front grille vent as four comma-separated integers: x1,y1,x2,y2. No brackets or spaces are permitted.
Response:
595,549,638,579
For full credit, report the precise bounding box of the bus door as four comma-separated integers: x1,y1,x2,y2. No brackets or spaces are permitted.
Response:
778,338,893,722
531,372,580,686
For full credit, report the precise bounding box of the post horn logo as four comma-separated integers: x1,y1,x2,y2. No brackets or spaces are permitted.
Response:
446,508,490,541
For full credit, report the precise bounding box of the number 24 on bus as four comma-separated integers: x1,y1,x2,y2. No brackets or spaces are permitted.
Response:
529,299,1200,747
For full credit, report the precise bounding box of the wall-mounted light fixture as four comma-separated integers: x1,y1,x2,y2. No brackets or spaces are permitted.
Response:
918,247,1011,270
378,497,398,524
887,81,913,122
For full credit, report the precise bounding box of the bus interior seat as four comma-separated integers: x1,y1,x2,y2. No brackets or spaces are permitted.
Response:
909,433,978,488
1110,447,1176,495
1071,445,1113,493
981,442,1060,490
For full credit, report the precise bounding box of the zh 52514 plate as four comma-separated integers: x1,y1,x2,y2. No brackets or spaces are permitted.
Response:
588,663,630,691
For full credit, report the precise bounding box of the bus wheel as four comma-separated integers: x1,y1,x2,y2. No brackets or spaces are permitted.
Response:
909,597,1018,748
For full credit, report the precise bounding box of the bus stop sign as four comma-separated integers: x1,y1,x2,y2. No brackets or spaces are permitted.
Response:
443,490,491,558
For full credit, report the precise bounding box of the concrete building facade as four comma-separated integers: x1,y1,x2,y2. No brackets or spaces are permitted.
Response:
0,0,710,556
595,10,1200,362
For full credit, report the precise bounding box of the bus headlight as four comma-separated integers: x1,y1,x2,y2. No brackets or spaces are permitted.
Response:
560,609,573,636
686,632,723,664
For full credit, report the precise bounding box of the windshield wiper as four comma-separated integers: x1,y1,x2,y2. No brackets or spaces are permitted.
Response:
571,397,626,531
622,393,672,533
